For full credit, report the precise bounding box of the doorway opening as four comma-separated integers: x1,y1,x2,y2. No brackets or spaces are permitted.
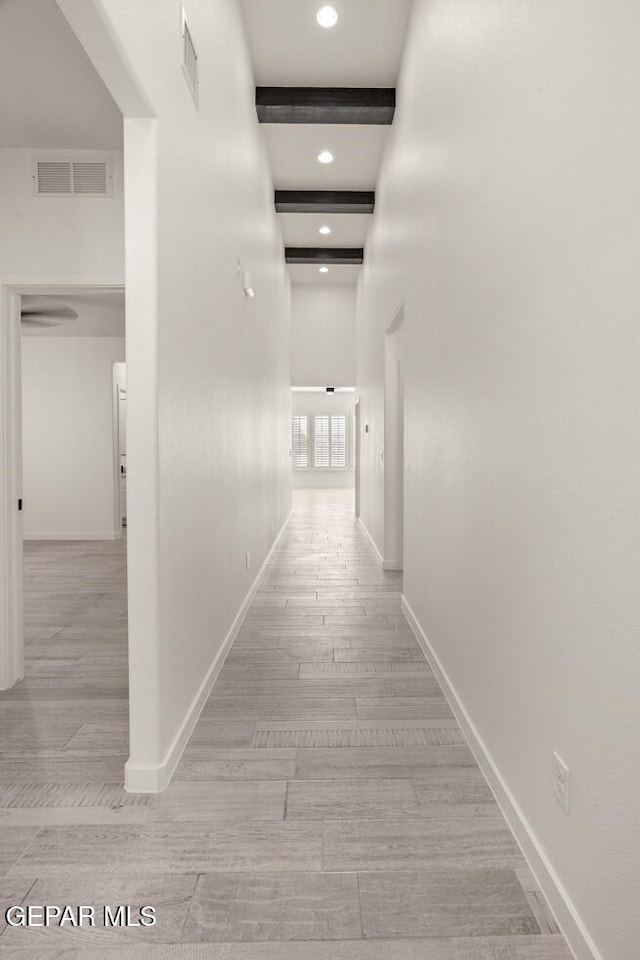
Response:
384,305,405,570
1,284,129,776
291,387,357,497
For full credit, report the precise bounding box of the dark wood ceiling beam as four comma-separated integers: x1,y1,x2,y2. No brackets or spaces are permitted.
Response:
256,87,396,125
285,247,364,265
275,191,375,214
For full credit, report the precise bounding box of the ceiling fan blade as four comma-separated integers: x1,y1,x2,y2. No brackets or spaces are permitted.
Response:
20,306,79,321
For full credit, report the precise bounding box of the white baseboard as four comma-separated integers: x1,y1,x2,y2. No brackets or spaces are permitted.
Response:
358,517,384,566
401,595,598,960
24,531,120,541
358,518,402,571
124,510,292,794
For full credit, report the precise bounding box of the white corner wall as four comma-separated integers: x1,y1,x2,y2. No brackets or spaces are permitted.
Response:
291,285,356,387
61,0,293,791
22,337,125,539
357,2,640,959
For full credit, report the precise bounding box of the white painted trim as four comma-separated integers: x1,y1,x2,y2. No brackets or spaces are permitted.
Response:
0,286,24,691
24,532,121,541
358,516,384,566
401,594,598,960
124,510,293,794
359,517,402,571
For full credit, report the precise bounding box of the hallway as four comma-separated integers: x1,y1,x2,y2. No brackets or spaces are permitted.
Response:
0,492,570,958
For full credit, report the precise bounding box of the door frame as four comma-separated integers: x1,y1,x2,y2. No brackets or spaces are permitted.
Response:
383,303,405,571
0,285,24,689
0,280,125,690
354,397,361,518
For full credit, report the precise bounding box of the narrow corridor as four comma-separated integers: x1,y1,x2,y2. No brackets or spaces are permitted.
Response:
0,491,572,958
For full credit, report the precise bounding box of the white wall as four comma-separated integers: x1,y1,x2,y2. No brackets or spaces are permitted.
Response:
0,149,124,280
59,0,292,789
291,285,356,386
357,2,640,959
292,391,355,490
22,337,124,539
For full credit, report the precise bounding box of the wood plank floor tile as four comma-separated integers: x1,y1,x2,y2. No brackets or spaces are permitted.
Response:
182,872,361,942
412,775,502,818
6,491,569,958
1,876,197,946
252,721,464,749
174,749,296,782
0,827,38,876
286,779,417,819
295,745,475,780
359,869,539,938
299,661,433,678
201,697,356,721
212,678,439,699
0,878,37,935
516,869,561,935
0,939,576,960
10,822,324,877
356,697,454,719
323,817,527,871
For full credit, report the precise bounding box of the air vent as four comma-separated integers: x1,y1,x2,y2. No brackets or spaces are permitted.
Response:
72,162,107,194
35,162,72,195
182,9,199,107
33,158,113,198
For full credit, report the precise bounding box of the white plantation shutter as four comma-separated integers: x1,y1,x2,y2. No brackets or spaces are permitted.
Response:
331,416,346,468
314,416,330,468
292,416,309,469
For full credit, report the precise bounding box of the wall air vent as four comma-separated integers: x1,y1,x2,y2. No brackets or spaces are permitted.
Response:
33,158,113,198
34,161,72,195
182,9,199,108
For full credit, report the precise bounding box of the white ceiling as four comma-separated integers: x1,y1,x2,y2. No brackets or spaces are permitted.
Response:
241,0,412,286
241,0,412,87
279,213,373,247
0,0,122,149
21,291,125,337
263,125,386,191
288,265,361,286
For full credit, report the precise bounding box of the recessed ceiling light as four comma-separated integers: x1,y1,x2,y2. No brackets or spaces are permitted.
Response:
318,150,334,164
319,225,332,235
319,266,329,273
316,5,338,29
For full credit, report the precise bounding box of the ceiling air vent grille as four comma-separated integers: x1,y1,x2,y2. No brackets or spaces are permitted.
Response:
33,158,113,198
182,9,199,107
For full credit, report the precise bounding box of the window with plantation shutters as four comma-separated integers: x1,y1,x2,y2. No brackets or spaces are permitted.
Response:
292,416,309,469
330,416,346,468
292,412,353,472
314,416,330,468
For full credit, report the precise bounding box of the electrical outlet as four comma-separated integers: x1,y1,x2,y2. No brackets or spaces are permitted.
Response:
553,752,571,813
245,552,251,571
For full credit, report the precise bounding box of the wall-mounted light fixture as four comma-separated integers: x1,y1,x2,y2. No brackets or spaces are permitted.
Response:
237,259,255,298
242,271,255,298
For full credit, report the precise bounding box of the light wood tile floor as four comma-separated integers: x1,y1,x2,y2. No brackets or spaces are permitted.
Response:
0,491,572,959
